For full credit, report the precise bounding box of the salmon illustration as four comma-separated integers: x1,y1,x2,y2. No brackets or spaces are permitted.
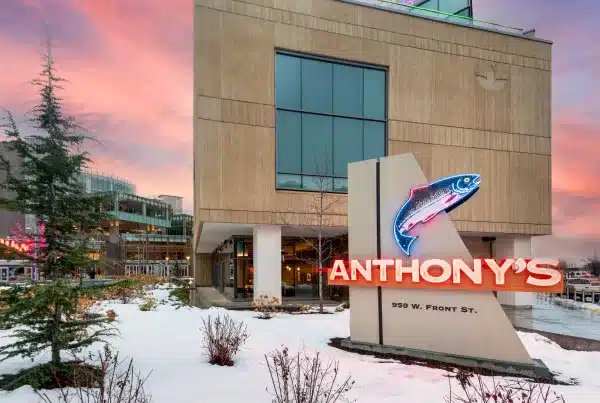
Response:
393,174,481,256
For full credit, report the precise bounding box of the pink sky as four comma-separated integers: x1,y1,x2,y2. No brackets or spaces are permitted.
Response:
1,0,599,237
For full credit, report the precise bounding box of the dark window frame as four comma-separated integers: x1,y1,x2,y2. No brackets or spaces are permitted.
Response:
274,49,389,194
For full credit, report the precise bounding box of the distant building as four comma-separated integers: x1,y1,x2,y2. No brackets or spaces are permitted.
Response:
0,142,25,237
81,172,192,276
80,171,136,194
158,195,183,215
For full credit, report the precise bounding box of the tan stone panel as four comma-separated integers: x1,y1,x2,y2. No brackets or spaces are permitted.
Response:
388,141,433,179
275,23,312,53
221,100,275,127
220,12,276,105
337,34,390,66
389,120,551,155
195,7,222,97
473,62,511,133
509,153,551,225
509,66,551,137
309,29,340,57
193,252,212,286
241,0,274,7
388,45,434,123
220,123,276,211
197,96,222,121
311,0,360,25
273,0,312,14
196,119,223,210
431,52,476,128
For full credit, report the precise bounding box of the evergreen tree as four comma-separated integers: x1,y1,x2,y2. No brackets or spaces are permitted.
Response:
0,45,116,368
172,260,182,278
0,46,109,278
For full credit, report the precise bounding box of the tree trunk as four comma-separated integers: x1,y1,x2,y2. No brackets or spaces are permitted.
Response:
51,301,61,365
318,233,323,314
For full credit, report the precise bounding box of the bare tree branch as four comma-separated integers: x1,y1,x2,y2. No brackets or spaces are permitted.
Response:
277,158,347,313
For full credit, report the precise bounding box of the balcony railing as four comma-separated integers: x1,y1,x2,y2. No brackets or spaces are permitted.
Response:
354,0,533,38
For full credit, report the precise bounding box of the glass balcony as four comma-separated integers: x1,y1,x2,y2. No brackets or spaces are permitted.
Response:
98,191,173,228
352,0,530,37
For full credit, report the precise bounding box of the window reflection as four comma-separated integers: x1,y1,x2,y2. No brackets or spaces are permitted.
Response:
275,52,387,194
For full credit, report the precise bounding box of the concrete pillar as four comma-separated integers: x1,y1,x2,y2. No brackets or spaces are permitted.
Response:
252,225,282,303
496,236,534,309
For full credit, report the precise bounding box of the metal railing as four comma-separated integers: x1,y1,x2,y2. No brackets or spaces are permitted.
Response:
374,0,530,37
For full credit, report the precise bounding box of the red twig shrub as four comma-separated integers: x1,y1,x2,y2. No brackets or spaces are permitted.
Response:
36,344,153,403
265,346,355,403
200,313,249,366
445,370,566,403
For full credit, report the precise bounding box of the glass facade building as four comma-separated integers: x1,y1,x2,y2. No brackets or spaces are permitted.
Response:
79,172,135,194
275,52,387,193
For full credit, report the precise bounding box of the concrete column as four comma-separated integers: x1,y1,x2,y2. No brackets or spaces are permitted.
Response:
496,236,534,309
252,225,282,303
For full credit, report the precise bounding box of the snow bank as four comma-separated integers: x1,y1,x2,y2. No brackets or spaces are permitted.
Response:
1,302,599,403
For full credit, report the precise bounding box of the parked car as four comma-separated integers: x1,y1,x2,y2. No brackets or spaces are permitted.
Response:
566,278,600,298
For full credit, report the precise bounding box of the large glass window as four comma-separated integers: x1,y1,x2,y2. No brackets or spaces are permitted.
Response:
275,52,387,193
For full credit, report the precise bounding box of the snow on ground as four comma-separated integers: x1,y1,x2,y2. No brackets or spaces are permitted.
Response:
549,296,600,312
1,287,599,403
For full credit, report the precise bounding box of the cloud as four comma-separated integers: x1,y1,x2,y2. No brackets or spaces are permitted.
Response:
1,0,600,237
0,0,193,210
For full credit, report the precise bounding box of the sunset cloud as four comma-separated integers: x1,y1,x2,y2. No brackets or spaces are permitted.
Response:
1,0,599,235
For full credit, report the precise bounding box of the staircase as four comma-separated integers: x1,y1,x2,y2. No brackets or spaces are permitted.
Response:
103,260,126,276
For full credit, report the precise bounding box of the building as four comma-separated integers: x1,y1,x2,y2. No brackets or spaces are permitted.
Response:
158,195,184,215
193,0,551,306
0,142,25,238
80,172,193,277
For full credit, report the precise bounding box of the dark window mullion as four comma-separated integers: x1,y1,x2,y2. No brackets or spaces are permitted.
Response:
277,107,385,123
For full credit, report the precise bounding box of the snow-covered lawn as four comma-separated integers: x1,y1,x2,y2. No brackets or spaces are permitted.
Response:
1,287,599,403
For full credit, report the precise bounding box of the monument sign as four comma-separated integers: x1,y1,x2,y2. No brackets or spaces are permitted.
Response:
331,154,563,377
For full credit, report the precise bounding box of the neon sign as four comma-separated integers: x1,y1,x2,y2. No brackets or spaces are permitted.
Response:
1,222,47,257
0,237,30,253
328,258,564,293
393,174,481,256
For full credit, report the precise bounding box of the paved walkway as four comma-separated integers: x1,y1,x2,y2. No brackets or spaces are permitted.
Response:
504,295,600,341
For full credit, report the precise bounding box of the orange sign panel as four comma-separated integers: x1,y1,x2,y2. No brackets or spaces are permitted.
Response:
328,258,564,293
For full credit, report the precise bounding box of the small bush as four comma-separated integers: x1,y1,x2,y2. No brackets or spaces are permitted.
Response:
36,345,152,403
139,298,157,312
169,287,189,305
253,294,280,319
265,346,355,403
106,309,117,322
76,297,103,319
445,370,566,403
200,313,249,366
341,300,350,309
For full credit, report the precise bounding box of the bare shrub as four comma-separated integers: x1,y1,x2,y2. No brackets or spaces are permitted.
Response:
106,309,117,322
445,370,566,403
200,313,249,366
253,294,280,319
265,346,355,403
37,344,152,403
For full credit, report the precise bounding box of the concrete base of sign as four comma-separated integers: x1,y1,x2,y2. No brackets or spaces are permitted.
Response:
339,337,553,379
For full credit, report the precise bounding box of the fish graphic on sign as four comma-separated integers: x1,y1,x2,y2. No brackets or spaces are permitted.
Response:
393,174,481,256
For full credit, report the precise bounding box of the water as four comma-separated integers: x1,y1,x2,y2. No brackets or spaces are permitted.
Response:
504,296,600,340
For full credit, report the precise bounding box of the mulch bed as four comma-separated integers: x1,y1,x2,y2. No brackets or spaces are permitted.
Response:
327,337,575,386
